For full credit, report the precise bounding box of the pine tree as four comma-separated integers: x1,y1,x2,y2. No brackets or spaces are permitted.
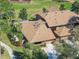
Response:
19,8,28,20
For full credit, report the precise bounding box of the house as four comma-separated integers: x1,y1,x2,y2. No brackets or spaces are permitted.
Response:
36,10,79,27
21,10,79,44
9,0,31,2
66,0,75,3
36,10,79,38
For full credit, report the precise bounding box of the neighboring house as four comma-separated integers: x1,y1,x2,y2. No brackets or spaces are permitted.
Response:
9,0,31,2
21,10,79,44
66,0,75,3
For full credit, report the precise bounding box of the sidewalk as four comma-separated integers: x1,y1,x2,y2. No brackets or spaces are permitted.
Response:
0,41,15,59
42,43,58,59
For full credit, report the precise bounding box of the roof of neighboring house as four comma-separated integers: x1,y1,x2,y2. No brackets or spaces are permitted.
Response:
66,0,75,3
54,26,71,37
21,20,56,43
9,0,31,1
37,10,79,27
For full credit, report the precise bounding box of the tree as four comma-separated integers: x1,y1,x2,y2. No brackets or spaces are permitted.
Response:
52,0,64,2
75,56,79,59
14,43,47,59
42,8,48,13
2,13,9,19
59,4,65,10
56,43,78,59
0,19,9,32
0,0,15,24
7,9,15,20
24,43,48,59
24,49,33,59
13,51,26,59
0,0,13,14
19,8,28,20
32,47,48,59
71,1,79,14
0,0,14,32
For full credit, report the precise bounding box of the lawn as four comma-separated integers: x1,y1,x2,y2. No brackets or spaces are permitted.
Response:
76,0,79,2
12,0,75,20
64,2,72,10
12,0,59,20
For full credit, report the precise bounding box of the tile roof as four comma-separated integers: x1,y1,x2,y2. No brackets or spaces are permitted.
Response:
21,10,79,43
66,0,75,3
54,26,71,37
21,20,56,43
37,10,79,27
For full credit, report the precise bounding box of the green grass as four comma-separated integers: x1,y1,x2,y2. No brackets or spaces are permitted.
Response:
12,0,74,20
1,48,10,59
12,0,59,20
64,2,72,10
1,31,23,52
76,0,79,2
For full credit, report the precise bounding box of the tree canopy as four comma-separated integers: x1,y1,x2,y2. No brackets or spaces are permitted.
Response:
19,8,28,20
0,0,13,13
71,1,79,14
59,4,65,10
14,43,48,59
56,42,78,59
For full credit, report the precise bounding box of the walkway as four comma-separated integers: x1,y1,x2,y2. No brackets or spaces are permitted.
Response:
0,41,15,59
42,43,58,59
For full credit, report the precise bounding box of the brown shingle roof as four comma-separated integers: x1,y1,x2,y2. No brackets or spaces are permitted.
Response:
66,0,75,3
31,24,55,42
54,26,71,37
21,10,79,43
21,20,56,43
37,10,79,27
